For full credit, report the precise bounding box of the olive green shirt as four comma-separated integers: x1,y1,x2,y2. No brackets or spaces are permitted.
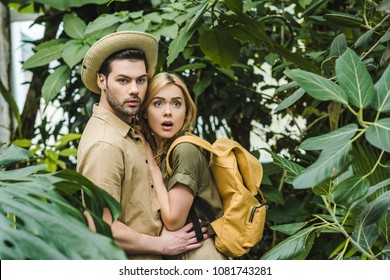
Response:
160,141,224,230
77,104,162,260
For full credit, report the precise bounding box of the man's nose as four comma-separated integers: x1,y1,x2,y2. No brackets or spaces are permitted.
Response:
128,81,139,94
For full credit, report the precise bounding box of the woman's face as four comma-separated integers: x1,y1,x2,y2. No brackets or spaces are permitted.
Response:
146,84,186,143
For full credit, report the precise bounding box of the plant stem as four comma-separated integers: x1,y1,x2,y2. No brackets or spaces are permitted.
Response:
321,195,376,259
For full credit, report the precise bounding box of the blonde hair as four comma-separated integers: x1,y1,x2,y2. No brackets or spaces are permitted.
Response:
140,72,197,161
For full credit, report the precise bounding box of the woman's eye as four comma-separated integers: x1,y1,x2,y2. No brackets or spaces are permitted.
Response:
172,101,181,108
153,100,163,107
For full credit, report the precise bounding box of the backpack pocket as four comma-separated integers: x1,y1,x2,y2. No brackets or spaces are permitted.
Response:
243,203,267,248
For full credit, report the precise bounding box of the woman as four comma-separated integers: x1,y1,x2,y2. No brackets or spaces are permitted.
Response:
140,72,227,260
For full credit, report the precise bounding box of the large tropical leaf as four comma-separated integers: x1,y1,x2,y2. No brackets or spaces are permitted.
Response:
0,145,125,260
63,13,87,39
353,192,390,253
167,17,198,66
62,40,90,69
42,65,71,103
263,149,304,184
284,69,348,104
275,88,305,112
293,142,353,189
365,118,390,153
260,227,315,260
333,175,370,206
199,30,241,69
300,124,358,151
336,48,375,109
0,144,34,166
373,62,390,113
22,44,64,70
29,0,111,11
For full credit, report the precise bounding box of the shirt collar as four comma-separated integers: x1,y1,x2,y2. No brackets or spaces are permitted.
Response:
92,104,137,138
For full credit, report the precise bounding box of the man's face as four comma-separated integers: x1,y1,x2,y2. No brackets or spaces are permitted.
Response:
98,59,148,123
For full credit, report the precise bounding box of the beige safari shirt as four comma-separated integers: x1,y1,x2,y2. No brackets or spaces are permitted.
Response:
77,104,162,259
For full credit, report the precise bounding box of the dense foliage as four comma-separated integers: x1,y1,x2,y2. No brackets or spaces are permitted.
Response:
0,0,389,259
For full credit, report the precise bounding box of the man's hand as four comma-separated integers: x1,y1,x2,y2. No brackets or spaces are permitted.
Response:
160,222,208,256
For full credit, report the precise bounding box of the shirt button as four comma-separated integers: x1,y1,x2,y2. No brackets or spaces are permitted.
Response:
151,184,154,188
145,160,148,164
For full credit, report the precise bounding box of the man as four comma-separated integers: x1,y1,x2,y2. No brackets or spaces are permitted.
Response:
77,31,205,259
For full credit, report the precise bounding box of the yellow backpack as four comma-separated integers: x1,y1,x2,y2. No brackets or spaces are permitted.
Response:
166,134,267,258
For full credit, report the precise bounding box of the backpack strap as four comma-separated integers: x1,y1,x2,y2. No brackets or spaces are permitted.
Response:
166,135,218,241
166,135,216,176
189,205,205,242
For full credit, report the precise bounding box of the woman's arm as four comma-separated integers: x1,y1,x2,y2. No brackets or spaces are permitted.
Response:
145,143,194,231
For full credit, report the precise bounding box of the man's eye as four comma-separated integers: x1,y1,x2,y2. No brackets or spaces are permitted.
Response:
137,78,146,84
118,78,128,84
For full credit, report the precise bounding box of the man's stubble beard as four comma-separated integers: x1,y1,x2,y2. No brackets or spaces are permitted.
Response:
106,87,141,123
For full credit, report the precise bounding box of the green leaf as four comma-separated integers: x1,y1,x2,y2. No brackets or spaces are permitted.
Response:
42,65,71,104
275,88,305,112
323,13,363,27
333,175,370,206
224,0,243,13
382,244,390,260
377,0,390,11
329,33,348,57
353,192,390,252
352,224,378,252
365,118,390,153
355,28,375,48
0,144,34,167
158,24,179,39
12,138,32,148
261,227,315,260
29,0,111,11
284,69,348,104
173,63,207,72
193,77,212,97
263,149,304,184
336,48,375,109
373,63,390,113
300,124,358,151
84,14,120,37
117,20,150,33
63,13,86,39
0,165,46,181
62,40,90,69
23,44,64,70
186,0,208,33
356,191,390,226
271,222,307,235
59,148,78,157
56,133,82,149
293,142,352,189
199,30,241,69
144,12,163,24
167,21,197,66
378,212,390,248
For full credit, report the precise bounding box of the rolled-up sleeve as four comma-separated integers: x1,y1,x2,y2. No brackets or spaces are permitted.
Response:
167,143,208,196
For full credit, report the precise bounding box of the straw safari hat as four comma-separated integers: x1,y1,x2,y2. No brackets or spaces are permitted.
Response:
81,31,158,94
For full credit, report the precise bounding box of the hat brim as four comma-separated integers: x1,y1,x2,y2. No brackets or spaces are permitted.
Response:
81,31,158,94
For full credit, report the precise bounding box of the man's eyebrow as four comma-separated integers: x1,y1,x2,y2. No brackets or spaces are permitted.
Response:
115,74,147,79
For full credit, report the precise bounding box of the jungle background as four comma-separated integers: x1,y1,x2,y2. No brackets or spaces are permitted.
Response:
0,0,389,260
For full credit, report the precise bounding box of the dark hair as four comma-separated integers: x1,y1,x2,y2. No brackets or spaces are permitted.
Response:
99,49,148,76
